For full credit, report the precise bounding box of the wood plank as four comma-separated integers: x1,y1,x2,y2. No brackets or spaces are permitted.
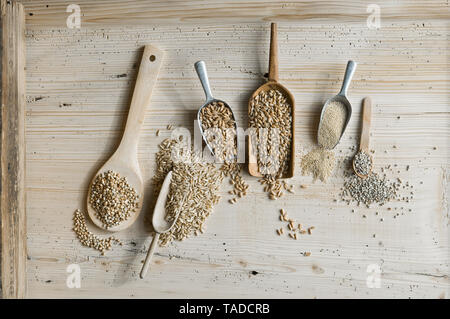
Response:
20,0,450,26
23,19,449,298
1,0,27,299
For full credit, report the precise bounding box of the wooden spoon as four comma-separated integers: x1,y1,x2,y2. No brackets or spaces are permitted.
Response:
248,23,295,178
140,171,181,279
353,97,373,178
87,45,164,232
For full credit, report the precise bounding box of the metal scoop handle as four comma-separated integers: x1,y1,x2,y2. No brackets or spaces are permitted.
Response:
195,61,214,103
339,60,357,97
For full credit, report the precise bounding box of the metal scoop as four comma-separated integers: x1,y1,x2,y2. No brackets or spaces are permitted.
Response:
318,60,357,149
194,61,238,159
353,97,373,178
140,171,180,279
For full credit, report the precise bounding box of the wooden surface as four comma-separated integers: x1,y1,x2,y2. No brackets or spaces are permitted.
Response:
1,0,27,299
19,1,450,298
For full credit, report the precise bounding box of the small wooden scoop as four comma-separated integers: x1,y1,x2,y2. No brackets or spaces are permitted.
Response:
140,171,181,279
248,23,295,178
353,97,373,178
87,45,164,232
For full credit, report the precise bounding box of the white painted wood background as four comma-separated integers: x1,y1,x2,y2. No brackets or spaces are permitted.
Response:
21,1,448,298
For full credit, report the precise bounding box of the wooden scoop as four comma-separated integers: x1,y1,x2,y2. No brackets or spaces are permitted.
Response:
248,23,295,178
140,171,181,279
87,45,164,232
353,97,373,178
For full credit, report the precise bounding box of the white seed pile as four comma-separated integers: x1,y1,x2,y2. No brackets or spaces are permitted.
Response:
277,209,315,241
89,170,139,229
353,150,373,176
200,101,249,202
152,138,223,246
73,209,122,255
318,100,347,149
300,147,336,182
249,89,293,199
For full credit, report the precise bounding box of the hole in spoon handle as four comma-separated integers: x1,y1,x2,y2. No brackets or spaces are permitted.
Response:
121,45,164,154
269,22,279,82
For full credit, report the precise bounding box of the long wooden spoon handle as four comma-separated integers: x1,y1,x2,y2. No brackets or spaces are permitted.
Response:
360,97,372,151
140,232,160,279
120,45,164,154
268,22,278,82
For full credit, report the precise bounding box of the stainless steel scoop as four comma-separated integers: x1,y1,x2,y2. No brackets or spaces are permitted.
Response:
194,61,238,159
318,60,357,149
140,171,180,279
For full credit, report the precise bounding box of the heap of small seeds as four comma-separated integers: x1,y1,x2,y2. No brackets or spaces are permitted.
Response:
152,138,223,246
258,176,295,200
73,209,122,255
199,101,249,202
88,170,139,229
341,172,397,207
353,150,373,176
249,89,293,199
318,100,347,149
276,209,315,241
300,147,336,182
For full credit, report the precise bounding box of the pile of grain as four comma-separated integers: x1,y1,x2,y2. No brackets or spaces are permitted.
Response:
88,170,139,229
300,147,336,182
318,100,347,149
249,89,293,199
220,162,249,203
341,172,396,207
199,101,249,203
72,209,122,255
258,176,295,200
152,138,223,246
200,101,237,162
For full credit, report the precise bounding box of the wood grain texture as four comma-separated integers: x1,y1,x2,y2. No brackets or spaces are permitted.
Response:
1,0,27,299
19,0,450,26
21,4,449,298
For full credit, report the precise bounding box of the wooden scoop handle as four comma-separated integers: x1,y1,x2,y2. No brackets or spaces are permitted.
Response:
140,233,160,279
268,22,278,82
119,45,164,155
360,97,372,151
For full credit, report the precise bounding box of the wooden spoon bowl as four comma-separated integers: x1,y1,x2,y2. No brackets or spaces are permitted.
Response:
87,45,164,232
248,23,295,178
